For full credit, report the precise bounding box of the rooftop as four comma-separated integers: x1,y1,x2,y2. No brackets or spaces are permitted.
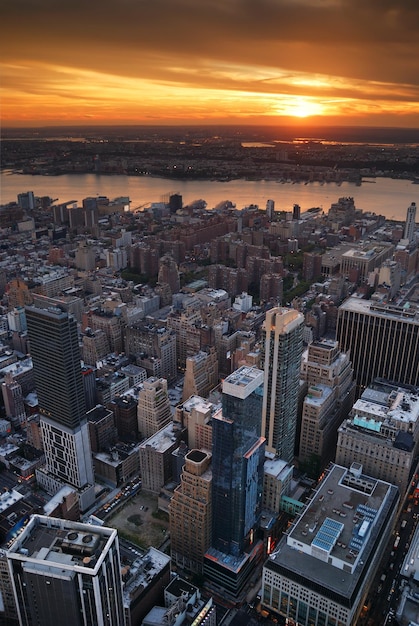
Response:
222,365,264,399
339,297,419,323
121,544,170,608
7,515,117,575
266,464,399,601
140,423,179,453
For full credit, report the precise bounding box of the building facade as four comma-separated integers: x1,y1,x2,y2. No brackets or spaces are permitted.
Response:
336,298,419,396
335,380,419,494
137,377,172,440
6,515,125,626
169,449,212,574
261,307,304,461
26,306,95,511
298,340,356,476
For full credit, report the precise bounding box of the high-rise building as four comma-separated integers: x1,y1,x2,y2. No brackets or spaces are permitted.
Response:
1,373,26,428
169,449,212,574
404,201,417,243
137,377,172,439
82,308,123,354
266,199,275,221
174,395,216,452
17,191,35,211
336,380,419,494
7,306,27,333
211,366,265,556
203,366,265,599
6,515,125,626
109,395,139,440
336,297,419,396
82,328,110,366
298,340,356,476
261,307,304,461
139,423,183,494
262,463,399,626
124,323,177,383
26,306,95,511
158,253,181,295
340,242,394,282
182,348,218,402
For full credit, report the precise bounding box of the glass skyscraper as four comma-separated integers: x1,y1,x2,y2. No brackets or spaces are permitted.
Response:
211,366,265,557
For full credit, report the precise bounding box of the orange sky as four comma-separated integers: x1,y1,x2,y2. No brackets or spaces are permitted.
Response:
1,0,419,127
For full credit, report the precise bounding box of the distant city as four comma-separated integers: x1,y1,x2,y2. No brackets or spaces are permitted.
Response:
0,129,418,626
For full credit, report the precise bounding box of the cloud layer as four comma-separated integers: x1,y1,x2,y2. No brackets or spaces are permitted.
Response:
1,0,418,125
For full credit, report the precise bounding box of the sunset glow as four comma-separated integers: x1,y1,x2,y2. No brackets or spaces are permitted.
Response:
1,0,418,127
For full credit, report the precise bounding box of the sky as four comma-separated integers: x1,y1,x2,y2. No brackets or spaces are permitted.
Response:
1,0,419,128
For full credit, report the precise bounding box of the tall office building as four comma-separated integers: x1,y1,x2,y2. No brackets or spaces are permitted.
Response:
26,306,95,511
336,380,419,494
182,348,218,402
298,340,355,476
261,307,304,461
266,199,275,221
336,297,419,396
157,253,180,295
6,515,125,626
137,377,172,439
204,366,265,599
169,449,212,574
211,366,265,557
404,201,417,243
1,373,26,428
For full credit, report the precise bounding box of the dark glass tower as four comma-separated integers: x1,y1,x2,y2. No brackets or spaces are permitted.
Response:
26,306,94,510
211,366,265,557
26,306,87,429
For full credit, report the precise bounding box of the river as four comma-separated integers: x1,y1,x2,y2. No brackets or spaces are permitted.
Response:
1,171,418,221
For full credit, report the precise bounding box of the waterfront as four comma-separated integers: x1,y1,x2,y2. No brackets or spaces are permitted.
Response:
1,171,418,221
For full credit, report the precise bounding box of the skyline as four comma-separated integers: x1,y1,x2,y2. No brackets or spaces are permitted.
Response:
1,0,419,128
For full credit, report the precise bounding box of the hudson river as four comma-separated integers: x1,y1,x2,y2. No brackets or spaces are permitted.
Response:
1,171,418,221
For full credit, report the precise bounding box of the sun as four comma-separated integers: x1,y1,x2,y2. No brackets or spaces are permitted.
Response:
292,97,324,118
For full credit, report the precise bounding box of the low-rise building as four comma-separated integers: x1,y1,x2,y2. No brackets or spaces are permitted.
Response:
262,463,399,626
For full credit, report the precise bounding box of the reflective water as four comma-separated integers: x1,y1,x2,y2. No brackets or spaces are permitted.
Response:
1,171,418,221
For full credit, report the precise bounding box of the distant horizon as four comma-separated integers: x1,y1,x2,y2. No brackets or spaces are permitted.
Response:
3,123,419,146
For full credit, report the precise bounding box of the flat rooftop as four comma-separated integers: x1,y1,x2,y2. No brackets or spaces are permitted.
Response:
339,297,419,323
7,515,117,575
266,464,399,602
181,395,217,415
222,365,264,399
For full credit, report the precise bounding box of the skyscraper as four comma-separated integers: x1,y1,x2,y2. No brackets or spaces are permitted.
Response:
266,199,275,220
203,366,265,600
211,366,265,557
169,449,212,574
261,307,304,462
7,515,125,626
1,373,26,428
137,377,172,439
26,306,95,511
404,201,417,243
336,297,419,396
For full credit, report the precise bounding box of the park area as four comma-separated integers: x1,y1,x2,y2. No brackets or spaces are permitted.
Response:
106,491,170,551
